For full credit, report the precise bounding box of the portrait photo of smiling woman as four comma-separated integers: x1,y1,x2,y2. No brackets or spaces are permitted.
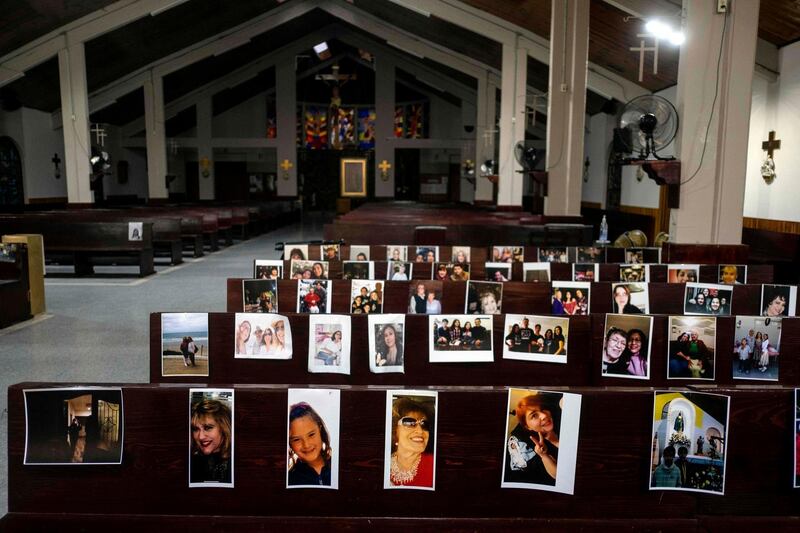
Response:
286,389,340,489
189,388,234,488
384,391,438,490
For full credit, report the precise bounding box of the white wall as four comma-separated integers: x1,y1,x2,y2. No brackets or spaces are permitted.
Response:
582,112,612,207
212,93,267,138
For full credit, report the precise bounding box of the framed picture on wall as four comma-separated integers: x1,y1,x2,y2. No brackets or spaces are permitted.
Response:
340,158,367,197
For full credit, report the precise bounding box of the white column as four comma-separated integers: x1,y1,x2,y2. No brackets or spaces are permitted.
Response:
544,0,589,217
475,77,497,203
275,60,297,197
57,42,93,204
497,40,526,207
196,96,215,200
143,71,168,200
374,54,396,197
671,0,760,244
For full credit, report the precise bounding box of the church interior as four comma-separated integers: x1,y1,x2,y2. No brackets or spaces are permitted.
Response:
1,0,800,528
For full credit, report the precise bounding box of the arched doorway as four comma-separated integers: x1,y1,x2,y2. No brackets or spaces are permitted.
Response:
0,136,24,210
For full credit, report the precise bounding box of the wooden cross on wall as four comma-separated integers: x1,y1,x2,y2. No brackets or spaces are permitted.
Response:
762,130,781,157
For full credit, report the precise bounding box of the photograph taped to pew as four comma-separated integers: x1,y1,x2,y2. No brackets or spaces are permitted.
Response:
349,245,370,261
486,262,511,282
386,245,408,262
233,313,293,359
408,280,442,314
287,388,340,489
523,262,551,282
242,279,278,313
434,262,469,282
465,280,503,315
503,314,569,363
384,390,438,490
308,314,351,374
369,314,406,373
451,246,471,263
254,259,283,280
572,263,598,282
502,388,582,494
285,244,309,261
127,222,143,241
350,279,384,314
667,316,717,380
297,279,332,314
551,281,590,316
572,246,605,263
620,263,649,282
321,244,340,261
290,259,329,280
683,283,732,316
189,388,234,488
415,245,439,263
24,387,123,465
601,313,653,380
492,245,524,263
650,390,730,495
429,314,493,362
718,264,747,285
162,313,209,377
732,315,781,381
795,389,799,488
761,284,797,317
537,246,567,263
611,282,649,314
387,260,412,281
626,247,661,264
667,264,699,284
342,260,374,280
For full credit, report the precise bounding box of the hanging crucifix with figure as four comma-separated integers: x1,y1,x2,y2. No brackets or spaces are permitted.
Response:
760,130,780,184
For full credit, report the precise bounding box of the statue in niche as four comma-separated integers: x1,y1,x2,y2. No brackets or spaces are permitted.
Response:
673,412,685,434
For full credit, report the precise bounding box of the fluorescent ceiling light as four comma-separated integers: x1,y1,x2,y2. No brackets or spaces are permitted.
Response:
313,42,329,55
668,32,685,45
387,0,431,18
386,41,424,59
150,0,190,17
645,18,684,46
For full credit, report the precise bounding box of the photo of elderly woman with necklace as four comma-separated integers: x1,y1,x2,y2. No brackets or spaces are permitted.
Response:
384,391,437,490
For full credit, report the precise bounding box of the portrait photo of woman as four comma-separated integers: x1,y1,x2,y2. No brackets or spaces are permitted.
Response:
369,314,406,373
611,283,649,314
384,391,437,490
189,389,234,487
287,389,340,489
761,284,796,317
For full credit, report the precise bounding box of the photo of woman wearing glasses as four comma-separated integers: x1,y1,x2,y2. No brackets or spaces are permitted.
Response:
233,313,293,359
384,391,438,490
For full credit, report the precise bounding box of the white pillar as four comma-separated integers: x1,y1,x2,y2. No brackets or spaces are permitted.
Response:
58,42,93,204
671,0,760,244
374,54,396,197
497,40,526,208
144,71,168,200
196,96,215,200
544,0,589,217
275,60,297,197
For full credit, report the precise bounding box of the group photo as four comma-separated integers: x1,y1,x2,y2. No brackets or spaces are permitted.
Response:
429,315,493,362
732,315,781,380
551,282,590,316
502,315,569,363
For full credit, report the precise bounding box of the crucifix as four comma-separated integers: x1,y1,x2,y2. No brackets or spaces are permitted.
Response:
51,153,61,179
378,159,392,180
91,124,107,147
280,158,293,179
630,34,659,82
762,130,781,157
761,130,780,184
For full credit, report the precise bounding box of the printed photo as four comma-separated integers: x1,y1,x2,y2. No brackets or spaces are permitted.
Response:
502,315,569,363
572,263,598,282
24,387,123,465
254,259,283,280
285,244,309,261
611,282,649,314
387,261,412,281
189,388,234,488
523,262,551,283
761,284,797,317
795,389,799,488
290,259,329,280
620,264,649,282
625,248,644,264
732,315,781,381
433,262,470,282
718,264,746,285
369,314,406,373
429,314,493,362
573,246,605,263
492,246,524,263
308,314,351,374
242,279,278,313
387,245,408,262
342,260,374,280
162,313,209,377
297,279,332,314
650,391,730,495
667,265,699,284
233,313,292,359
349,245,371,261
465,280,503,315
551,282,590,316
351,280,384,314
321,244,340,261
407,281,443,314
287,388,340,489
384,390,438,490
415,246,439,263
684,283,733,316
486,262,511,282
601,313,653,380
451,246,471,263
667,316,717,380
502,389,582,494
537,247,568,263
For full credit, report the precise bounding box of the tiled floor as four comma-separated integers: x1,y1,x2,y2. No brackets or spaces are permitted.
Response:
0,213,327,516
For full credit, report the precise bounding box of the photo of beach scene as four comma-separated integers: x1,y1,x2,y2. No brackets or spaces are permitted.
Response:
162,313,210,377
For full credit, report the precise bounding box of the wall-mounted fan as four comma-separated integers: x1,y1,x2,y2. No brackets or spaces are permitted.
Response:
514,141,538,173
616,95,678,160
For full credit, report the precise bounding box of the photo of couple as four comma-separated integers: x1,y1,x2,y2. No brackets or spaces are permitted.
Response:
601,314,653,380
667,316,717,380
